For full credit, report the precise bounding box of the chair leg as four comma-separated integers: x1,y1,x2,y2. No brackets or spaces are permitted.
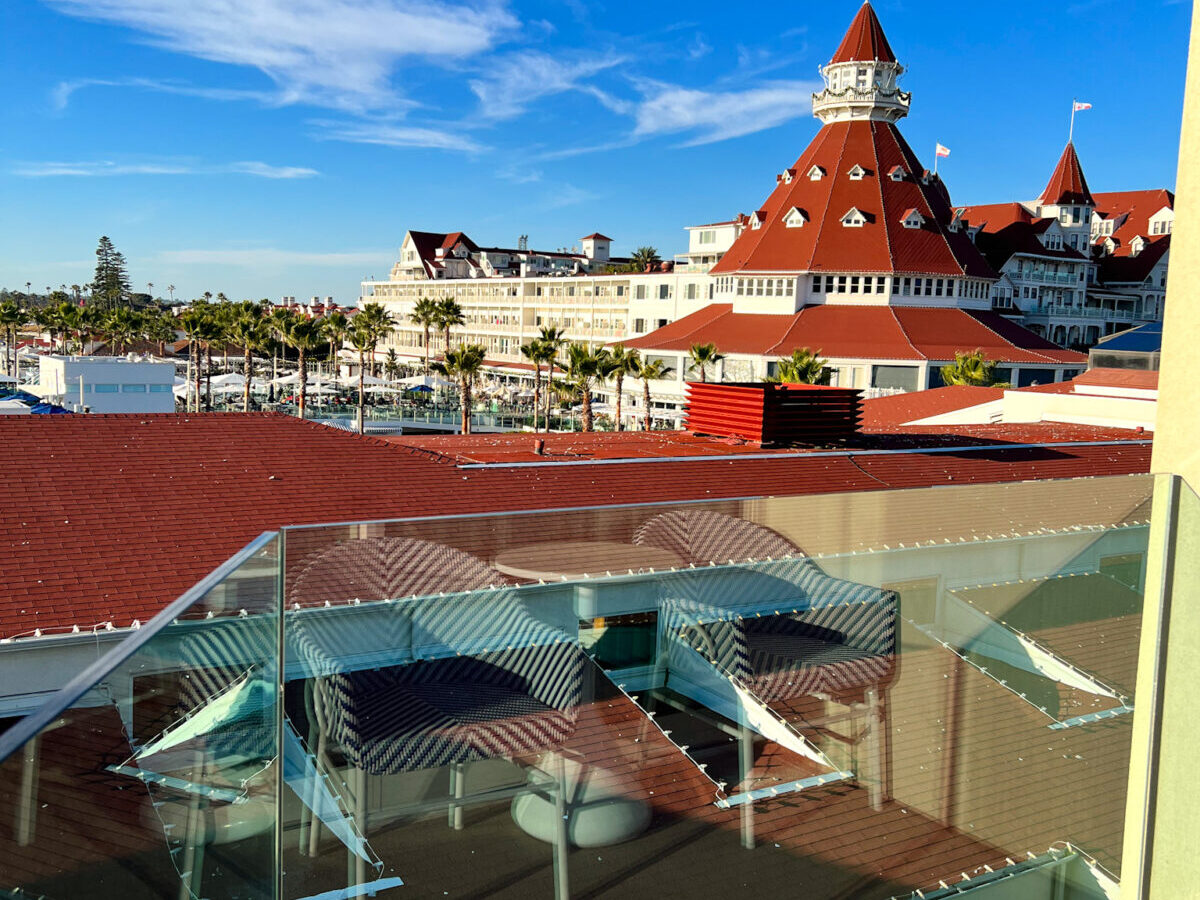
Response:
448,762,464,831
552,754,570,900
307,728,328,857
739,724,755,850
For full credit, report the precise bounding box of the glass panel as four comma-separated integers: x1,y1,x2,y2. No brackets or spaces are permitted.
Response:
279,474,1153,897
0,534,280,900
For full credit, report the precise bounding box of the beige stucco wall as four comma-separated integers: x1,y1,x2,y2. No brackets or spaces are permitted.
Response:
1121,3,1200,897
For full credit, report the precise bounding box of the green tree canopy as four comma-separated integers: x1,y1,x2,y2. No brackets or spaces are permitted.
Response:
92,236,132,310
769,347,829,385
940,349,1010,387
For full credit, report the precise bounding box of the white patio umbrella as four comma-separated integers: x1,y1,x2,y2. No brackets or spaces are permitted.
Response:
398,374,454,390
270,372,337,389
337,373,390,387
573,402,616,416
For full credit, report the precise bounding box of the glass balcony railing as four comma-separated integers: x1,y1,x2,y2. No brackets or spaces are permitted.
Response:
0,473,1169,899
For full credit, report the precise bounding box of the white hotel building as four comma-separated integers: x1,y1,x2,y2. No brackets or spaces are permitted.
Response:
361,4,1088,424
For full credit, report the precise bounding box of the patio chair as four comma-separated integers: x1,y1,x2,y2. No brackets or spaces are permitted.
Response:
637,511,896,820
287,536,582,895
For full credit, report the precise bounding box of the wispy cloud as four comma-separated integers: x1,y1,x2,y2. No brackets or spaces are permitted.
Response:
469,50,629,120
13,159,319,178
633,79,821,146
312,120,485,153
156,248,391,267
44,0,518,112
51,76,279,111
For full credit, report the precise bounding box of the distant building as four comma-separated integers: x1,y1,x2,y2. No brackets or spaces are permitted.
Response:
36,355,175,413
960,154,1172,349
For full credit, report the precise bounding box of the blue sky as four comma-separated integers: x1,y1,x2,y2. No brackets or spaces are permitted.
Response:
0,0,1191,302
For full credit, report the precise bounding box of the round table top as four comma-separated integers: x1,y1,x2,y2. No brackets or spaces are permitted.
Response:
493,541,683,582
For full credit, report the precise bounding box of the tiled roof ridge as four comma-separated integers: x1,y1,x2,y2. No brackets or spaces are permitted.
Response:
888,306,923,358
961,311,1057,364
871,123,900,277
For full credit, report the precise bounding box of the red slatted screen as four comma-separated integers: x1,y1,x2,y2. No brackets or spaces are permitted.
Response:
685,382,863,446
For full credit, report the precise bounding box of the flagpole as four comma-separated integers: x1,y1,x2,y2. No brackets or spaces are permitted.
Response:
1069,98,1076,144
933,143,939,176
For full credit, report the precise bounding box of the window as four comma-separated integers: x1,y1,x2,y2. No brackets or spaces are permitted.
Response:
808,165,825,181
616,286,624,297
811,276,823,294
841,208,867,228
847,164,867,180
635,284,647,300
656,318,668,329
634,318,646,332
94,384,119,393
686,283,697,300
783,207,807,228
121,384,147,393
699,230,716,244
658,284,671,300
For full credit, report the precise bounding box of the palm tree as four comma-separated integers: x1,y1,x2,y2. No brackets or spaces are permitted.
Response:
266,307,295,401
635,357,673,431
434,297,465,358
104,307,142,355
769,347,829,384
146,282,154,301
565,343,614,432
167,284,176,305
607,344,640,431
227,312,266,412
433,343,486,435
687,342,725,383
143,309,177,358
357,302,396,376
409,297,439,374
629,246,661,273
941,349,1009,387
56,302,82,354
348,321,374,434
322,311,350,379
538,325,567,428
0,300,23,378
520,338,545,432
178,307,210,412
384,348,401,382
281,316,326,419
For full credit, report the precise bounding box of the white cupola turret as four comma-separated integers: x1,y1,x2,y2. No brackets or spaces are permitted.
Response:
811,2,910,126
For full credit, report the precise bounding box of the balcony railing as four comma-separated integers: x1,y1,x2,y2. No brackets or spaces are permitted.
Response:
0,473,1169,899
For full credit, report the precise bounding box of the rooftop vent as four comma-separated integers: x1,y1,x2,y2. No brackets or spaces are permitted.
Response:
685,382,863,446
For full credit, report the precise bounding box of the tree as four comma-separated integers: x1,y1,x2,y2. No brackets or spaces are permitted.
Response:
178,307,210,412
520,338,545,432
348,321,374,434
940,349,1009,387
607,344,640,431
687,342,725,383
434,297,465,359
537,325,567,430
322,312,350,379
565,342,614,432
92,236,131,310
635,357,672,431
227,312,266,412
104,307,142,355
433,343,486,435
281,316,326,419
769,347,829,385
384,348,401,382
266,307,295,401
356,302,396,376
629,246,661,273
409,297,439,374
143,309,177,358
0,300,23,378
166,284,176,304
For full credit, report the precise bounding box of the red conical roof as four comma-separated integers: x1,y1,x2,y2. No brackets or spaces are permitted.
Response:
1039,142,1094,207
830,2,896,64
710,119,995,279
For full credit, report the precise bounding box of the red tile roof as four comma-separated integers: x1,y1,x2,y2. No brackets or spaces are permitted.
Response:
1038,142,1095,207
622,303,1086,365
1092,189,1174,257
861,385,1004,428
710,121,996,279
830,2,896,64
0,414,1148,639
580,232,613,241
957,202,1036,231
1074,368,1159,390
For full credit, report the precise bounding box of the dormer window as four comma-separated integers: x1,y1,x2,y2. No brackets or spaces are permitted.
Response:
920,169,933,185
781,168,795,185
1131,236,1146,256
808,165,826,181
841,207,868,228
750,210,766,230
847,164,867,181
948,209,967,233
900,208,925,229
783,207,808,229
888,166,905,182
